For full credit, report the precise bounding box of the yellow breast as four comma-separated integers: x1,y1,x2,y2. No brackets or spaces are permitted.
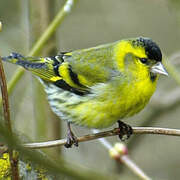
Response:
70,75,157,128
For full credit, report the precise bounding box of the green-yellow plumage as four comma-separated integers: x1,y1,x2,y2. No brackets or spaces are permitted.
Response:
2,37,168,130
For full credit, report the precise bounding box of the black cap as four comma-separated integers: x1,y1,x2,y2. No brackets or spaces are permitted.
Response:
134,37,162,62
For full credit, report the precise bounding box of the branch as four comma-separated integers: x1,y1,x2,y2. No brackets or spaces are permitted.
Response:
0,51,19,179
0,58,11,132
92,129,151,180
120,155,151,180
0,123,117,180
24,126,180,149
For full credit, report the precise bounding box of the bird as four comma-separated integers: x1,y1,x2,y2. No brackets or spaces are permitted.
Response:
2,37,168,148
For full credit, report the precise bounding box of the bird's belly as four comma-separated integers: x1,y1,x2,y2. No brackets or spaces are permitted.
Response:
69,95,147,128
70,79,156,128
44,79,156,129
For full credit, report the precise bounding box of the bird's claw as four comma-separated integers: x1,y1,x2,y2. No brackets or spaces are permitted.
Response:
64,131,78,148
117,121,133,141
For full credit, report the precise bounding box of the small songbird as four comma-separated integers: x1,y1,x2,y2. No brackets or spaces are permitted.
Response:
2,37,168,147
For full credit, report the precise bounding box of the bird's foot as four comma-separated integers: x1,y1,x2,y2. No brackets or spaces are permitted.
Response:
64,122,78,148
64,131,78,148
117,120,133,141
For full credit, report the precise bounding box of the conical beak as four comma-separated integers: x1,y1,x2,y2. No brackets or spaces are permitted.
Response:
151,62,168,76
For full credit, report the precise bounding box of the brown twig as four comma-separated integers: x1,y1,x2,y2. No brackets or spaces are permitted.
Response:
24,126,180,149
0,61,12,132
0,56,19,179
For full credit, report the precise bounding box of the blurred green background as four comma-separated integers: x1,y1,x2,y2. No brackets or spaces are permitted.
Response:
1,0,180,179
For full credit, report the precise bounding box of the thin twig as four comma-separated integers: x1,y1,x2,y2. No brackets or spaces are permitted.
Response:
120,155,151,180
0,60,11,131
0,56,19,179
24,126,180,149
92,129,151,180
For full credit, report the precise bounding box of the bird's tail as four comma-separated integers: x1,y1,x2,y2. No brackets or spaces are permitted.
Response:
1,52,63,82
2,52,48,69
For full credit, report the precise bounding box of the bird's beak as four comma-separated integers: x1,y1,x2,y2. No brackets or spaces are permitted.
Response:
151,62,168,76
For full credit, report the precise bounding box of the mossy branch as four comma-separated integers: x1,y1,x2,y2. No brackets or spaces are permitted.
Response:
0,55,19,179
0,123,117,180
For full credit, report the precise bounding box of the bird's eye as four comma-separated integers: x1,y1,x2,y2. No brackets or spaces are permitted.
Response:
139,58,148,64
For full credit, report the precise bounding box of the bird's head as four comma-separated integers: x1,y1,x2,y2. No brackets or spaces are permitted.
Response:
115,37,168,81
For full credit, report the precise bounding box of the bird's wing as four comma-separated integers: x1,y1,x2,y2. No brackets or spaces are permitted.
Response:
2,43,121,95
63,43,120,88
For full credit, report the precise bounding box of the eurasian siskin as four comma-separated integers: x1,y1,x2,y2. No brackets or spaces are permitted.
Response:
2,37,168,147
